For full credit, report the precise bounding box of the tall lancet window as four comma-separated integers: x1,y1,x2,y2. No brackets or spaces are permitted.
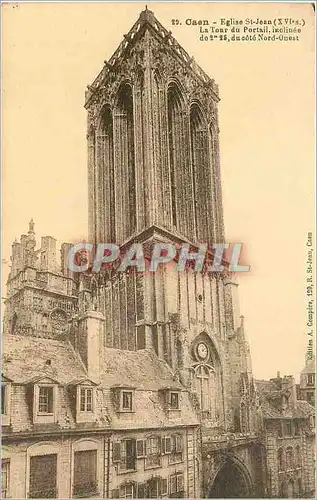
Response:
167,82,194,238
98,106,115,242
114,83,136,241
190,103,212,242
192,364,217,416
87,125,96,244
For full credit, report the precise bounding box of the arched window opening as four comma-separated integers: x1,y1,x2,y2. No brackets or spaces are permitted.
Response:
99,106,115,242
286,446,294,470
192,364,216,414
11,313,17,335
287,480,295,498
279,481,288,498
190,103,211,241
295,445,301,467
167,84,181,228
114,83,136,240
167,82,193,237
297,478,303,496
278,448,285,471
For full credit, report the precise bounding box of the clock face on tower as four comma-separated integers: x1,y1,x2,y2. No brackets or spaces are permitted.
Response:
196,342,209,360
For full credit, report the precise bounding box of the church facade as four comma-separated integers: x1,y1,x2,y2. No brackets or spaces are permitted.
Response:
2,8,315,499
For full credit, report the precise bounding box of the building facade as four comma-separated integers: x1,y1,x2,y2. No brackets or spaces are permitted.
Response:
2,8,315,499
297,352,316,408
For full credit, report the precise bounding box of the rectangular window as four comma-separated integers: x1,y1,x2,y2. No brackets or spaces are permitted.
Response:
80,388,93,412
147,478,159,498
122,391,133,411
119,483,136,499
169,435,183,464
307,374,315,386
119,440,136,471
73,450,98,497
162,437,172,455
38,386,54,414
145,437,161,468
160,478,168,497
29,453,57,498
170,473,184,498
284,421,292,437
1,460,10,498
1,385,6,415
294,420,300,436
136,439,146,458
170,392,179,409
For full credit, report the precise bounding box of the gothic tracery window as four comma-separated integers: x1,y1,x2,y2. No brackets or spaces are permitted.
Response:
190,103,212,241
278,448,285,471
98,105,115,242
192,364,216,413
286,446,294,470
114,82,136,241
167,82,194,237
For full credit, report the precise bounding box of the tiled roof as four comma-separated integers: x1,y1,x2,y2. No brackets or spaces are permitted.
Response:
101,348,199,429
102,348,183,391
2,334,86,385
255,379,315,420
255,379,279,394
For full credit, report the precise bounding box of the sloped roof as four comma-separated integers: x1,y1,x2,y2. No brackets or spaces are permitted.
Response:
255,379,278,394
102,347,182,391
255,379,315,420
2,334,86,385
85,7,219,107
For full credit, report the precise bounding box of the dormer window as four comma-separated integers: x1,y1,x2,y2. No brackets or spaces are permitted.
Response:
29,378,59,424
159,388,181,411
122,391,133,411
67,379,97,423
38,386,54,414
170,392,179,410
80,387,93,412
111,385,135,413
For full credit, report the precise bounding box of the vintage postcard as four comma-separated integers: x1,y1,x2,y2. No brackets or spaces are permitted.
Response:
1,1,315,499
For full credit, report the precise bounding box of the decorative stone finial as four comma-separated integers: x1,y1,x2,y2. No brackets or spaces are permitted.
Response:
28,218,35,234
140,6,155,24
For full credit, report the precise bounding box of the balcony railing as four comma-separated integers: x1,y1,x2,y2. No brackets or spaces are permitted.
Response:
28,488,57,498
73,481,99,498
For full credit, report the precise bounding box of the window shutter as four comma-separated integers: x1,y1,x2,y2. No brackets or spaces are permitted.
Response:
177,473,184,492
131,439,137,459
137,483,146,498
112,488,120,498
161,437,165,455
136,439,145,458
176,435,183,453
160,478,168,496
170,475,177,495
165,437,172,454
112,442,121,463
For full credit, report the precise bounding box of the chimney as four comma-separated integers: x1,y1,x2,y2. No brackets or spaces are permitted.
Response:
77,311,105,383
60,242,74,278
41,236,57,271
282,375,297,409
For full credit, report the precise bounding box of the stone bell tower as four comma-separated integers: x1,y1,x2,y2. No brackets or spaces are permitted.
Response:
85,7,224,246
84,8,251,432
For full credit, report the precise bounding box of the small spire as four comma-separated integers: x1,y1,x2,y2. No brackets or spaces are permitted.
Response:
28,218,35,234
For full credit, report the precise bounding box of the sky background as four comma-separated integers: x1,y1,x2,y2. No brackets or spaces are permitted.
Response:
2,2,315,381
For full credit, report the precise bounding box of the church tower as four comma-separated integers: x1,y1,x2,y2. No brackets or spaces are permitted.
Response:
85,7,224,246
84,7,252,434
